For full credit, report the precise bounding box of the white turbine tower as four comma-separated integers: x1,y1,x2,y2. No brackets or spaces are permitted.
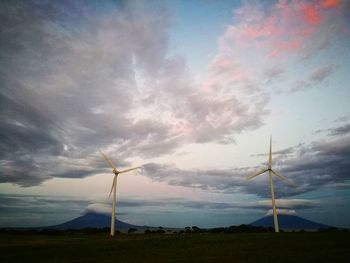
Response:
247,136,296,233
99,150,141,237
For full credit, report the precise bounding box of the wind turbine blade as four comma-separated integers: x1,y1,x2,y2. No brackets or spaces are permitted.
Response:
247,168,268,180
108,176,117,199
118,166,141,174
271,170,297,187
99,150,117,170
269,135,272,167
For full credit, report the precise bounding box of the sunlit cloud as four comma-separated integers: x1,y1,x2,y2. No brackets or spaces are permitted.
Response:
266,209,297,216
321,0,342,9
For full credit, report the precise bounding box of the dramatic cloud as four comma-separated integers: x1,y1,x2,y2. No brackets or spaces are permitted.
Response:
206,0,349,95
0,0,176,186
141,162,249,193
141,128,350,198
1,0,349,230
0,0,270,186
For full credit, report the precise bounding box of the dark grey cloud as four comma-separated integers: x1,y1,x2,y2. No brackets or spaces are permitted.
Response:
328,123,350,136
0,194,90,227
1,0,165,185
334,116,350,123
174,199,317,211
141,131,350,198
141,162,299,198
77,196,319,214
314,123,350,137
0,0,268,186
141,162,241,189
265,133,350,194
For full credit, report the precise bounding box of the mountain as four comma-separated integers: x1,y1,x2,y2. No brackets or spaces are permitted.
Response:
48,213,332,231
49,212,147,230
250,214,332,230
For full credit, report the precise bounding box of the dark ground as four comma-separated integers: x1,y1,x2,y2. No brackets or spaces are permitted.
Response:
1,232,349,263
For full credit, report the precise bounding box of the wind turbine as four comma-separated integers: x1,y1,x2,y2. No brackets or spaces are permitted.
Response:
247,136,296,233
99,150,141,236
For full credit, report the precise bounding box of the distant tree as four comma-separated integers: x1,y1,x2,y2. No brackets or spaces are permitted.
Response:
267,227,274,232
157,227,165,234
210,227,225,233
102,227,110,233
128,228,137,234
184,226,192,233
191,226,201,233
318,227,340,233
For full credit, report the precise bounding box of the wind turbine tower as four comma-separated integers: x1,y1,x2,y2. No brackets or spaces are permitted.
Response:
99,150,141,236
247,136,295,232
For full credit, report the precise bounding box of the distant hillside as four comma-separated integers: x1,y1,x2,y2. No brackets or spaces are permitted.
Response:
49,212,147,230
250,214,332,230
46,213,333,232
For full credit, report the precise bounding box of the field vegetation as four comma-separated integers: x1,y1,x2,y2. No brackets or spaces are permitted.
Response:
0,229,349,263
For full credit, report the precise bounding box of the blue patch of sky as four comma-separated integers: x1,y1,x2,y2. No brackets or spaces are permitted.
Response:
165,0,242,74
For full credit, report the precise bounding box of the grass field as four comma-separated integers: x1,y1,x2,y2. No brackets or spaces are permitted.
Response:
1,232,349,263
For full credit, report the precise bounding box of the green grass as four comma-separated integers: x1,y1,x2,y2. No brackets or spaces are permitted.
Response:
1,232,349,263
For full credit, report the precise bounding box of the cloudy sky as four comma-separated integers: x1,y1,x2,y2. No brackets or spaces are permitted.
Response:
1,0,350,228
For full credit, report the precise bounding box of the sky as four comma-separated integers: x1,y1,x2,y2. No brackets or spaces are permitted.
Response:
1,0,350,229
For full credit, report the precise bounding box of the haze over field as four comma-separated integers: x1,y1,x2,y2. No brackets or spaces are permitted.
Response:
1,0,349,228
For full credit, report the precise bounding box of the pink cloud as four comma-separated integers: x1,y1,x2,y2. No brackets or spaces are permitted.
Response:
240,16,278,40
269,39,301,58
205,54,251,87
302,4,321,25
321,0,341,9
202,0,349,99
220,0,349,60
172,120,193,137
210,55,235,74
